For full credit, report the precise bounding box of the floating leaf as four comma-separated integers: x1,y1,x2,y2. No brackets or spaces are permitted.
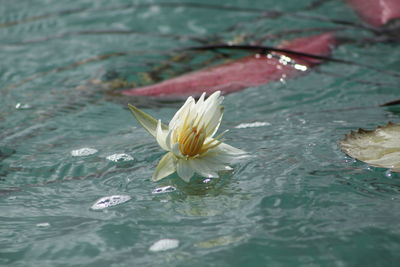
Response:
340,122,400,172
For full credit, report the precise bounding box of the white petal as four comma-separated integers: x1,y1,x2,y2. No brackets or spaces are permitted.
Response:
204,91,221,106
205,106,224,137
176,159,194,182
189,158,220,178
156,120,169,151
217,142,247,155
198,92,224,136
152,152,177,181
201,143,246,167
165,129,173,150
197,92,206,105
128,104,168,138
198,153,232,170
169,97,194,129
171,143,183,158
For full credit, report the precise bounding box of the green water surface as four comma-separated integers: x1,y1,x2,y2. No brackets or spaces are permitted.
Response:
1,0,400,266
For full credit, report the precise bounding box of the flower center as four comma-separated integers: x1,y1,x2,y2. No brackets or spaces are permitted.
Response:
178,126,206,157
176,124,223,158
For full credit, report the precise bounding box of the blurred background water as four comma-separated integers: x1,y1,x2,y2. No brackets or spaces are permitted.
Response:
1,0,400,266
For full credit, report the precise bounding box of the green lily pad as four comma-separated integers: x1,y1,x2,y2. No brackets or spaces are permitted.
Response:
340,122,400,172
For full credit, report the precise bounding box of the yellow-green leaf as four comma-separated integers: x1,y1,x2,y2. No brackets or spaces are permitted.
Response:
128,104,168,137
340,122,400,172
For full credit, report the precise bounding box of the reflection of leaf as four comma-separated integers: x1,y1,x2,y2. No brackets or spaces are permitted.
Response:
340,122,400,172
381,99,400,117
381,99,400,107
195,235,246,249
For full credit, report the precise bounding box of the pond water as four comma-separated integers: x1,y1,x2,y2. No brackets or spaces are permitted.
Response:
1,0,400,266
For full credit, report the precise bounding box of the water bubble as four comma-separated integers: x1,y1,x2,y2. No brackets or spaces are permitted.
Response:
149,239,179,252
91,195,131,210
152,186,176,194
15,103,31,110
106,153,134,162
364,165,372,171
293,64,308,71
71,148,98,157
343,155,356,164
385,169,392,178
273,198,281,207
36,222,50,227
203,178,211,183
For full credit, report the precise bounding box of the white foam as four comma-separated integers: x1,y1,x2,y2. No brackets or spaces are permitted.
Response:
149,239,179,252
235,122,270,129
152,186,176,194
91,195,131,210
106,153,134,162
71,148,98,157
36,222,50,227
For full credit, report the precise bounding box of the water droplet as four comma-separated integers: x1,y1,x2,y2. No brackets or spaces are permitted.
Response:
71,148,98,157
91,195,131,210
15,103,31,110
36,222,50,227
152,186,176,194
203,178,211,183
106,153,134,162
278,55,291,65
364,165,372,171
273,198,281,207
293,64,308,71
149,239,179,252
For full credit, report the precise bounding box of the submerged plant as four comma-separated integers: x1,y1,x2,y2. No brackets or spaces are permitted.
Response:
128,91,246,182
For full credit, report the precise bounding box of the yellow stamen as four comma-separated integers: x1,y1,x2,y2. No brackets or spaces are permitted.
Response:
174,104,225,158
177,124,210,157
200,139,222,154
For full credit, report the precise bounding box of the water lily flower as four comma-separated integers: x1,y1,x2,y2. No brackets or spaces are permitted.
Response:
128,91,246,182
